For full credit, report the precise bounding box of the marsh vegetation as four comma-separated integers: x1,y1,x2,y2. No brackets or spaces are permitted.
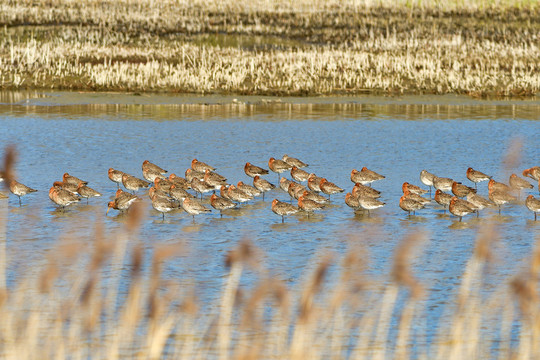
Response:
1,0,539,96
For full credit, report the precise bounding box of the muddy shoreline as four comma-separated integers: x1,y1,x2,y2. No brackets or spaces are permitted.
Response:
2,91,539,106
1,91,539,123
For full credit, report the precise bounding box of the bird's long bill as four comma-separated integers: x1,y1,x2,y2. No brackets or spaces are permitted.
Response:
106,206,111,216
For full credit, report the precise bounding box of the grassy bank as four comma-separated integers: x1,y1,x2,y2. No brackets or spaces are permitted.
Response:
1,0,540,96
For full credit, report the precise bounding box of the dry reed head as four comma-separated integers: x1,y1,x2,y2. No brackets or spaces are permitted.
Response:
342,243,368,289
1,145,16,188
147,291,163,322
510,236,540,321
225,238,258,269
38,262,58,294
327,245,368,310
79,276,95,307
473,225,497,263
236,344,263,360
241,281,270,329
392,232,425,299
39,239,84,293
234,287,245,309
58,239,86,260
528,236,540,276
89,219,112,272
151,243,185,279
240,279,289,327
147,243,185,320
271,279,290,314
179,289,199,315
126,200,145,232
130,243,143,279
511,276,537,317
0,287,6,307
152,243,184,263
78,219,112,321
299,253,332,323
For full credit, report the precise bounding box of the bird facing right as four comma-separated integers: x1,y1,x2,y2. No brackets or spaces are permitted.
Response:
525,195,540,221
9,180,38,206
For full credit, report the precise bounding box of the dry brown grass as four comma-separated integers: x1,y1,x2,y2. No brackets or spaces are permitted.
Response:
0,0,539,96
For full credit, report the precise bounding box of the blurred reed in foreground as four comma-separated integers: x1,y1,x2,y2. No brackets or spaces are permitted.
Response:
0,204,538,359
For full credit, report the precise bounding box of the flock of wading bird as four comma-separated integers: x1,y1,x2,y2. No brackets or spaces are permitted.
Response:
2,156,540,223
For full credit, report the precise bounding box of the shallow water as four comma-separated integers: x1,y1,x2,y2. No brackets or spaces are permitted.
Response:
1,91,539,350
